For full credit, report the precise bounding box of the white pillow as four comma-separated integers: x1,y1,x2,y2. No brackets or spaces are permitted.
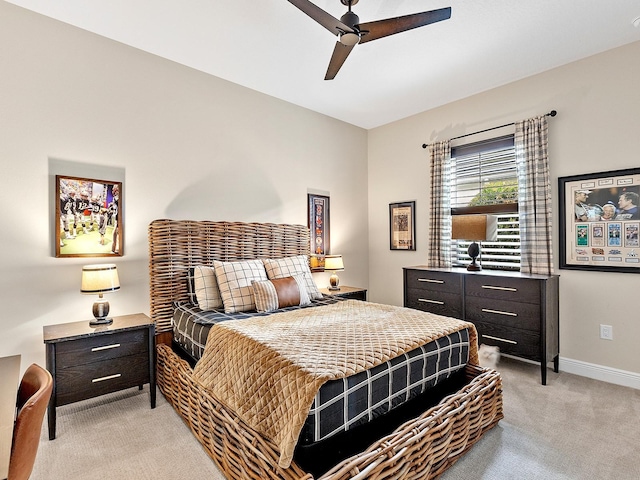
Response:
262,255,322,300
251,274,311,313
213,259,268,313
193,265,223,310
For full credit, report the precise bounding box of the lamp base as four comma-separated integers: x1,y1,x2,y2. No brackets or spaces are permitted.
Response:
90,317,114,327
329,273,341,291
90,299,113,326
466,261,482,272
467,241,482,271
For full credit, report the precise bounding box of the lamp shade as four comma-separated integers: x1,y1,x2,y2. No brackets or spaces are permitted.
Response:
324,255,344,271
81,264,120,295
451,215,498,241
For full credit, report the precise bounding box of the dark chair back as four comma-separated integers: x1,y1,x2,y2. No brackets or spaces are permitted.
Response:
8,363,53,480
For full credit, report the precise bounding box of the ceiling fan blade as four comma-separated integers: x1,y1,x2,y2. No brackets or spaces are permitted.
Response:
325,41,355,80
358,7,451,44
287,0,354,36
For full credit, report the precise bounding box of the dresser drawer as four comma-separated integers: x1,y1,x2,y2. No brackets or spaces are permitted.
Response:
465,275,540,304
55,352,150,406
56,329,149,368
405,289,463,318
474,321,540,361
465,296,540,332
405,269,461,294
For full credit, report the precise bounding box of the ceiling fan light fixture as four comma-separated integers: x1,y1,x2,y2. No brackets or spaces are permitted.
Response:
339,31,360,46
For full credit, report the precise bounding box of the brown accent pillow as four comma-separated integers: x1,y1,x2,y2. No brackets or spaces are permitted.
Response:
251,274,311,313
270,277,301,308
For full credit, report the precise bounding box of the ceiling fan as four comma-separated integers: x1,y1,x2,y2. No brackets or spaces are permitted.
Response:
287,0,452,80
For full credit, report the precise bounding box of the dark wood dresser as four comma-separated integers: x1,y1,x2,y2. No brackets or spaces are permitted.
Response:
404,266,559,384
43,313,155,439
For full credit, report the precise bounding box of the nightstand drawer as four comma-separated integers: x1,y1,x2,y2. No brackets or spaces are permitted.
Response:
405,269,461,294
56,329,149,368
474,321,540,361
55,353,150,406
465,275,540,304
465,297,540,332
405,289,463,318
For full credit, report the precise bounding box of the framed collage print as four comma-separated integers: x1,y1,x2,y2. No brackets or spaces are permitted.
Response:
559,168,640,273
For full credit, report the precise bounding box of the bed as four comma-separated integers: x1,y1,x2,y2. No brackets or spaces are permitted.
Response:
149,219,503,479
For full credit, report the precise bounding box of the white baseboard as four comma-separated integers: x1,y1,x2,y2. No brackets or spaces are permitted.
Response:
559,357,640,390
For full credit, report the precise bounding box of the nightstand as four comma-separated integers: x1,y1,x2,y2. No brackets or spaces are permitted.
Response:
320,286,367,301
43,313,155,440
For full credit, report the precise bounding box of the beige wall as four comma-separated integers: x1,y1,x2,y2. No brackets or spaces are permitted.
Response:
2,1,639,385
368,40,640,379
0,2,369,370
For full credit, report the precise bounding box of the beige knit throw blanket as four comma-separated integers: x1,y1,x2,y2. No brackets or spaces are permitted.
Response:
193,300,478,468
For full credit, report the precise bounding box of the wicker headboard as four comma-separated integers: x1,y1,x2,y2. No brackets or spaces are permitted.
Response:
148,219,311,333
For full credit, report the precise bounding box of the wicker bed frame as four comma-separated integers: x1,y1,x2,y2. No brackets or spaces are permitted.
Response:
149,219,504,480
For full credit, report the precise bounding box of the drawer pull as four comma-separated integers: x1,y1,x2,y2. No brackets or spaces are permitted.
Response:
91,343,121,352
418,298,444,305
482,308,517,317
92,373,122,383
482,334,517,345
418,278,444,284
482,285,517,292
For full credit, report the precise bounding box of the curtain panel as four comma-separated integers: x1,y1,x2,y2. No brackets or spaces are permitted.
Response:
515,115,554,275
428,141,452,267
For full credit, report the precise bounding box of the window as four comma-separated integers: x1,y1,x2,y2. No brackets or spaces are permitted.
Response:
450,135,520,271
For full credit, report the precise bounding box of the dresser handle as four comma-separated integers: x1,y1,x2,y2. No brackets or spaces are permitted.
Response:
418,278,444,284
482,334,517,345
418,298,444,305
92,373,122,383
91,343,121,352
482,308,517,317
482,285,517,292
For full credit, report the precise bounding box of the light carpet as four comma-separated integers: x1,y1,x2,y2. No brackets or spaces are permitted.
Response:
31,356,640,479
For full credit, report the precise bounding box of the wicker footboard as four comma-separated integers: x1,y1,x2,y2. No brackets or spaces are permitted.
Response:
156,343,503,480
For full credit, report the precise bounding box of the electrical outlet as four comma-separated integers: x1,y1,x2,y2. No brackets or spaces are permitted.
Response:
600,324,613,340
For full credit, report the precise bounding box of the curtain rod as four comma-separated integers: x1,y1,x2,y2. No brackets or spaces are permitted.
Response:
421,110,557,149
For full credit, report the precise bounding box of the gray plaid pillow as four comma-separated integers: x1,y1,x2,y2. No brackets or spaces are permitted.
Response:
193,265,223,310
213,259,268,313
262,255,322,300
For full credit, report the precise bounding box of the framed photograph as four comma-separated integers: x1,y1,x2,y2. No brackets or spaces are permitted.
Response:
559,168,640,272
56,175,123,258
389,201,416,251
307,194,330,271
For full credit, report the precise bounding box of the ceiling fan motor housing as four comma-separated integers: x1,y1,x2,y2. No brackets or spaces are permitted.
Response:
339,10,360,45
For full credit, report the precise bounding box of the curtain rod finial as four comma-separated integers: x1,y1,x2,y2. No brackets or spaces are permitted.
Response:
422,143,428,149
549,110,557,117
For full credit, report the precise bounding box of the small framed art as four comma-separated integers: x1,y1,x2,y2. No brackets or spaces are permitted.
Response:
56,175,123,258
308,194,330,270
389,201,416,251
559,167,640,273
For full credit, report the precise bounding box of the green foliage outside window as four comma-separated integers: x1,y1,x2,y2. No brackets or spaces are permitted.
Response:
468,180,518,206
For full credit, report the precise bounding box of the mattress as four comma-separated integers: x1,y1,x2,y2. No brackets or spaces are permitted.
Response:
173,298,470,447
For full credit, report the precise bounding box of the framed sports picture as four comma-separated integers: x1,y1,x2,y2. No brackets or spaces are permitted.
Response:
389,201,416,251
559,167,640,273
307,194,330,271
55,175,123,258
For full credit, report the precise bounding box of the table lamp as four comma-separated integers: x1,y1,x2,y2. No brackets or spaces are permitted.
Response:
324,255,344,291
451,215,498,271
81,264,120,326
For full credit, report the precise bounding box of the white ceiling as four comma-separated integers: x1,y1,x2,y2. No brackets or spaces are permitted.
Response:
6,0,640,129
